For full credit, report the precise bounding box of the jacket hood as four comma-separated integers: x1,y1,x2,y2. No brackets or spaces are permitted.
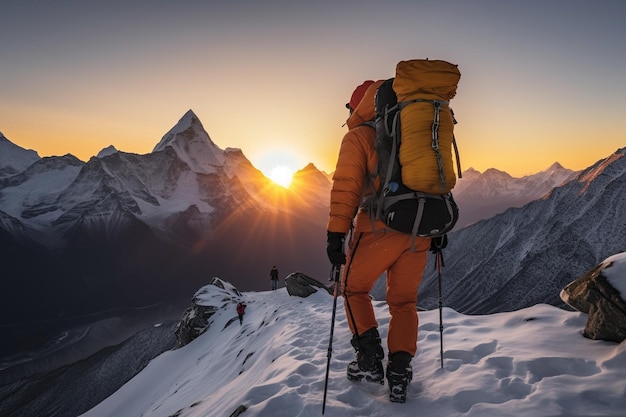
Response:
346,79,384,129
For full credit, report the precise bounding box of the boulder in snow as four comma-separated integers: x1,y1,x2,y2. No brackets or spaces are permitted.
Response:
284,272,332,297
560,253,626,343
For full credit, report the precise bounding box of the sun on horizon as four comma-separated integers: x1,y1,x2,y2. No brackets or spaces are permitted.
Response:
268,166,294,188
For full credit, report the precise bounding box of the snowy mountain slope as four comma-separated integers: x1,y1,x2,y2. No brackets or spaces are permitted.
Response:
0,154,83,230
417,148,626,314
96,145,118,158
0,133,40,178
79,284,626,417
453,162,578,228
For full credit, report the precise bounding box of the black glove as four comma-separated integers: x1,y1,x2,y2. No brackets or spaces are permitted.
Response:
326,231,346,266
430,234,448,253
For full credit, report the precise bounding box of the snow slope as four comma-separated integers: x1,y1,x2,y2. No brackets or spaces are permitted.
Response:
0,134,39,178
81,285,626,417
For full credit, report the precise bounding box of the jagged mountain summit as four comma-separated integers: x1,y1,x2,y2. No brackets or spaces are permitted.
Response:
417,147,626,314
453,162,579,228
153,109,226,173
96,145,118,158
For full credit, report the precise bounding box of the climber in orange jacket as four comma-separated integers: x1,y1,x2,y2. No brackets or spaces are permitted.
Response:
326,80,431,402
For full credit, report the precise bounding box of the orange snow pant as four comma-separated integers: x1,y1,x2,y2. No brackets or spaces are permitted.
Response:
342,230,430,357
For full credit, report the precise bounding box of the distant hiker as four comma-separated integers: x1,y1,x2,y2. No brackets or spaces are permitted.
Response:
236,302,246,325
270,265,279,290
326,80,431,403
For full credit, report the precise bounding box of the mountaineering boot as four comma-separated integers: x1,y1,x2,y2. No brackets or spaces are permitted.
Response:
386,351,413,403
346,327,384,384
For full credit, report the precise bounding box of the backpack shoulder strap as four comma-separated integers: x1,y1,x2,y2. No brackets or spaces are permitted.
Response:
450,108,463,179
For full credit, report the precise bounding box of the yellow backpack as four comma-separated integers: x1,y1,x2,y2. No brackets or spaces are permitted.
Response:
367,59,461,244
394,59,461,194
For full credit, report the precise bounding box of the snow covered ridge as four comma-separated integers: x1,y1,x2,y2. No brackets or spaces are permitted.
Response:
79,284,626,417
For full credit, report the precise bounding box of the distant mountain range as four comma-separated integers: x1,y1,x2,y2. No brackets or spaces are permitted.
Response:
452,163,579,228
0,110,331,355
414,147,626,314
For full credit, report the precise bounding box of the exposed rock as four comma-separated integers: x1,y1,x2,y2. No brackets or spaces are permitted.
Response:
560,262,626,343
208,276,242,296
284,272,332,297
229,404,247,416
175,277,241,347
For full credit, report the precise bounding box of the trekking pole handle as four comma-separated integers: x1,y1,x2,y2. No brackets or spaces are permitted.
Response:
332,264,341,283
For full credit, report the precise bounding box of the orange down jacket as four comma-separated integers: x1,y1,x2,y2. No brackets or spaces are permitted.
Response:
327,80,385,235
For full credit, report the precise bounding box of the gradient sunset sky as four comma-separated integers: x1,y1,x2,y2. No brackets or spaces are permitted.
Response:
1,0,624,178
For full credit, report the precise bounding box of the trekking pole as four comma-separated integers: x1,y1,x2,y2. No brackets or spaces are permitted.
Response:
322,264,342,415
436,249,444,369
431,235,447,369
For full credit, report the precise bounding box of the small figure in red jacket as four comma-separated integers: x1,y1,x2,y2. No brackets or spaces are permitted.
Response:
236,302,246,325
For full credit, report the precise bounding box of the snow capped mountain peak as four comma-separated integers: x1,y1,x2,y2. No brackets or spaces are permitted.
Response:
152,109,225,174
461,166,481,176
545,161,565,172
482,167,513,179
0,133,40,178
524,161,575,189
96,145,118,158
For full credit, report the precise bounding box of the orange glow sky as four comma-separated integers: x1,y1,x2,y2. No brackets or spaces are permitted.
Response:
1,1,624,177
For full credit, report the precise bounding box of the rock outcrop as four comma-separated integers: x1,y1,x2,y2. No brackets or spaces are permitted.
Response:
561,259,626,343
284,272,332,297
174,277,241,347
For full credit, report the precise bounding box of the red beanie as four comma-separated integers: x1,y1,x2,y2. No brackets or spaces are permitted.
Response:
348,80,375,110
